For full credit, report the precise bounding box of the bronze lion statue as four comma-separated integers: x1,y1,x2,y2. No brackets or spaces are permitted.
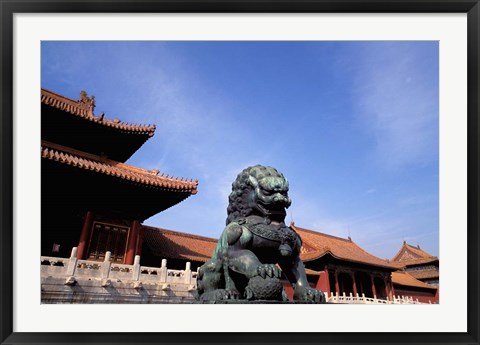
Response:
196,165,325,303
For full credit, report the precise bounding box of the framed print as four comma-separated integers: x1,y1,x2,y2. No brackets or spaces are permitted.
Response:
1,1,479,345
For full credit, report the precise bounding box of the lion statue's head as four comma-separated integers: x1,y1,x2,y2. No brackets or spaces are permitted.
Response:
226,165,292,225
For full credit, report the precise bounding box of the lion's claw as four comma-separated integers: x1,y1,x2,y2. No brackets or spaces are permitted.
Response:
255,264,281,279
294,287,326,303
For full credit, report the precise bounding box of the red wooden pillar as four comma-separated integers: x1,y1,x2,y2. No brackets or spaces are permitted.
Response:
351,272,357,296
125,220,140,265
334,270,340,294
324,268,330,295
370,274,377,297
135,226,145,257
358,276,364,295
77,211,94,260
388,278,395,299
383,277,389,299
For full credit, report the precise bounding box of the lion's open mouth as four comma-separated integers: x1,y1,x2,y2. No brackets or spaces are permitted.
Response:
255,200,287,221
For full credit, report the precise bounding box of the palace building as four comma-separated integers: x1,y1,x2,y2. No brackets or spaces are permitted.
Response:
41,87,438,304
290,224,399,301
125,223,439,303
41,88,198,265
391,241,440,287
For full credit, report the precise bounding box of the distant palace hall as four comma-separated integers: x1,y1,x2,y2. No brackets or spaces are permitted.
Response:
40,88,439,304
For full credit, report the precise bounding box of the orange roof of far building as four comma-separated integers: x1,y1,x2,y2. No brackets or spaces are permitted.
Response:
391,241,438,266
41,88,156,136
292,224,402,270
41,140,198,194
143,226,217,263
391,271,437,290
406,268,439,280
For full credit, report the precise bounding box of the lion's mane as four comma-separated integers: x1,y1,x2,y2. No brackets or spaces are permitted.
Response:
225,165,288,225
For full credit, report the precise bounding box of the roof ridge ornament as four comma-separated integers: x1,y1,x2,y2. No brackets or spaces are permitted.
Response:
78,90,96,117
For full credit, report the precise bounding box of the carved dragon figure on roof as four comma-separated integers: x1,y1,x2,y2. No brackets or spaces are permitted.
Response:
78,90,96,116
196,165,325,303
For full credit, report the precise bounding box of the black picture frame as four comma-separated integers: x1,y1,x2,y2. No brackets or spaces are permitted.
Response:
1,1,479,344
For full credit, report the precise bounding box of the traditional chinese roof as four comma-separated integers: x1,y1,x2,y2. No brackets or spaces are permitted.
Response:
41,88,156,162
391,271,437,290
141,223,408,271
292,224,401,270
42,88,156,135
391,241,438,266
142,226,217,263
406,268,439,280
42,140,198,193
41,140,197,221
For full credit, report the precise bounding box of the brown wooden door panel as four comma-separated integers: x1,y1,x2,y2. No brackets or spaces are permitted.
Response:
87,222,129,262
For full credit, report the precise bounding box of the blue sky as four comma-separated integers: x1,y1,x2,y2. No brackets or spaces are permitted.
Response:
41,41,439,260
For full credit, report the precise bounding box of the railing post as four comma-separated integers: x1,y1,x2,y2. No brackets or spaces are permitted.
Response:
131,255,143,289
64,247,78,285
184,262,192,284
66,247,78,276
101,252,112,278
100,252,112,287
159,259,168,283
133,255,141,281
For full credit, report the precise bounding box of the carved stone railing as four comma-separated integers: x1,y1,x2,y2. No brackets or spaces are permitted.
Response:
41,247,197,291
42,248,434,304
325,291,433,304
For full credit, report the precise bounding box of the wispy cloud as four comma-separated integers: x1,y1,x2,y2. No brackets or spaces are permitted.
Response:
351,43,438,171
288,187,438,259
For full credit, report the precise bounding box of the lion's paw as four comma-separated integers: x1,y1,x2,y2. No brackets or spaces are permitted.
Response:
255,264,282,279
294,287,326,303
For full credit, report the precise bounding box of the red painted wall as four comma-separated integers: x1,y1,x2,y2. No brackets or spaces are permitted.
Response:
394,287,439,304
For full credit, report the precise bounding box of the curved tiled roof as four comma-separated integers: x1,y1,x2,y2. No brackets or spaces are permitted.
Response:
41,140,198,194
141,223,408,271
400,257,438,266
292,224,401,270
406,268,439,280
392,271,437,290
41,88,156,136
143,226,217,263
391,241,438,266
